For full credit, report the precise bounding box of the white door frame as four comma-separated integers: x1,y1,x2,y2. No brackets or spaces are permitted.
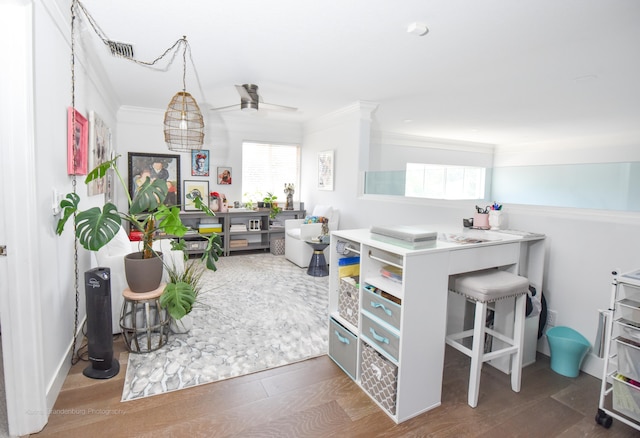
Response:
0,1,49,435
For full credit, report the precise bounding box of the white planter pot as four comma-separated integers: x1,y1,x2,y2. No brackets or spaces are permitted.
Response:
170,314,193,334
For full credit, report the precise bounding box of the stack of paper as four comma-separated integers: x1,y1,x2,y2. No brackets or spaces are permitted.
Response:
199,222,222,233
370,225,437,248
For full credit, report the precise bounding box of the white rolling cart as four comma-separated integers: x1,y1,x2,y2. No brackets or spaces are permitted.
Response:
596,269,640,431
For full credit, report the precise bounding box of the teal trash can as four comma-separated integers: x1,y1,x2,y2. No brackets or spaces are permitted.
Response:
546,326,591,378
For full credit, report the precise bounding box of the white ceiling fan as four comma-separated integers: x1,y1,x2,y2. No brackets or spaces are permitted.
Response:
211,84,298,113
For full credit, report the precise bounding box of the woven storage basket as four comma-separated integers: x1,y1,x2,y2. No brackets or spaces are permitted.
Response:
270,237,285,255
360,342,398,415
186,240,208,251
338,277,359,326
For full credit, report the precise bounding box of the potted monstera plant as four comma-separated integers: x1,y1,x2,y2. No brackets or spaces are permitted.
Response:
57,155,222,292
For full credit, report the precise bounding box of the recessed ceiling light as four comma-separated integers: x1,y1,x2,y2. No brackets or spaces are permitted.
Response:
403,119,413,123
407,22,429,36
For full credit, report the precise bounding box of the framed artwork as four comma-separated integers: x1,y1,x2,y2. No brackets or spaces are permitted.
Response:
217,166,232,185
88,110,112,196
67,107,89,175
183,180,209,211
191,149,210,176
318,150,334,191
104,170,114,203
128,152,180,208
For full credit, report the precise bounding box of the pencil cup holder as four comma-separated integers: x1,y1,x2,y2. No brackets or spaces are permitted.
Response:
473,213,489,229
489,210,506,230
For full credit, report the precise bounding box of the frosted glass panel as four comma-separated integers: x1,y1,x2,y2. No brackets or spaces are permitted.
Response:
364,170,405,196
364,162,640,211
492,162,640,211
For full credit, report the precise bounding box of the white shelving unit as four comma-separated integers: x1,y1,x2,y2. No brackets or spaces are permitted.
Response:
329,231,453,422
179,209,304,256
596,269,640,432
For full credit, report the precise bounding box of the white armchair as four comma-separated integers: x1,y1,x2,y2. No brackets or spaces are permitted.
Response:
91,226,184,334
285,205,340,268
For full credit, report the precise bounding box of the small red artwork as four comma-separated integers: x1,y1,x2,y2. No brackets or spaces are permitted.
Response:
67,107,89,175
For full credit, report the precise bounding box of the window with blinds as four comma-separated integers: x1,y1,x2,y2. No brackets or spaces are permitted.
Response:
242,142,300,202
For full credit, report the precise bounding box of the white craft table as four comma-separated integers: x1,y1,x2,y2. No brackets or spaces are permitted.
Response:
328,226,545,423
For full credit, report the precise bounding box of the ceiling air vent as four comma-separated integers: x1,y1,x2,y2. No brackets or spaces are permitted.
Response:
107,41,134,59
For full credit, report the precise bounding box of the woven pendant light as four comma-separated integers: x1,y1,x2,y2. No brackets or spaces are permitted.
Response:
164,91,204,151
163,37,204,152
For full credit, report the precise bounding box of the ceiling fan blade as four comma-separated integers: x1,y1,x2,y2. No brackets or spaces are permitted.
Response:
262,102,298,112
210,103,240,111
236,84,258,101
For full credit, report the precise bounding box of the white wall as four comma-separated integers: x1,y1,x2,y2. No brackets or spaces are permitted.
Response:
116,108,303,212
493,140,640,376
505,206,639,377
38,0,120,405
0,0,120,434
370,132,494,171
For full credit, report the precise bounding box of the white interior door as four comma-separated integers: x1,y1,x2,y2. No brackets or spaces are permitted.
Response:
0,1,49,436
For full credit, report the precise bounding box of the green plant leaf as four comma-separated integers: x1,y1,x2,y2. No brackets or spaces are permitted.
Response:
201,233,223,271
74,203,122,251
160,281,196,320
170,238,187,253
85,156,117,184
156,205,188,237
130,177,169,215
56,192,80,235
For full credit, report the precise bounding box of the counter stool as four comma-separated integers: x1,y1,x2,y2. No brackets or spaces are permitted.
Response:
446,269,529,408
120,284,170,353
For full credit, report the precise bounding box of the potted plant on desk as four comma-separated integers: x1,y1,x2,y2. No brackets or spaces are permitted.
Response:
56,155,223,292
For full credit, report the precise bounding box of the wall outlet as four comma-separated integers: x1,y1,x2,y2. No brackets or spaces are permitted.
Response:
547,310,558,327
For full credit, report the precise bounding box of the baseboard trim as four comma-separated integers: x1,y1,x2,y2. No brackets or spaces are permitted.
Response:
46,316,86,412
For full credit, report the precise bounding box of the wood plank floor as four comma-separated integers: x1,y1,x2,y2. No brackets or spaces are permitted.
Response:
31,336,639,437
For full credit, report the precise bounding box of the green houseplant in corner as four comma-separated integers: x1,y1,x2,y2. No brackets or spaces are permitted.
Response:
56,155,222,292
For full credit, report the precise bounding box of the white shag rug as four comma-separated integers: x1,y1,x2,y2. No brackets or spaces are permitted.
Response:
121,253,329,401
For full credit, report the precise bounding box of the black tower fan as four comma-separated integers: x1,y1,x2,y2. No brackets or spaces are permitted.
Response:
83,267,119,379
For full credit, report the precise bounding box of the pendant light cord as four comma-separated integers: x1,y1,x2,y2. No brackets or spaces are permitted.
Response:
70,0,82,366
74,1,208,104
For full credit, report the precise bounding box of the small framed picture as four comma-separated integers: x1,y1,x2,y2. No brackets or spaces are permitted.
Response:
88,110,112,195
184,180,209,211
217,167,232,185
191,149,209,176
318,150,334,191
67,107,89,175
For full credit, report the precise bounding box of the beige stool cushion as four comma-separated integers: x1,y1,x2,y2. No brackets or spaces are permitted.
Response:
450,269,529,303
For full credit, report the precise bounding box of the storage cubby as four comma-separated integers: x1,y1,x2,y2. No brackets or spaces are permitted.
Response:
338,277,359,327
328,229,447,422
360,341,398,415
329,317,358,379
